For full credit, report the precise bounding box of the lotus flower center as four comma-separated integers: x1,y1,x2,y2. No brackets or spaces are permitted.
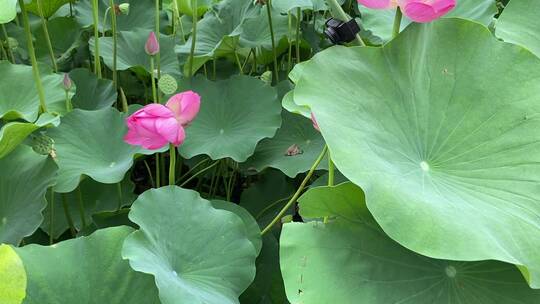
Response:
420,161,430,172
445,265,457,278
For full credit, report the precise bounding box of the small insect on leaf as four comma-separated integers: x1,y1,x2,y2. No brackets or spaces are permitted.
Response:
285,144,303,156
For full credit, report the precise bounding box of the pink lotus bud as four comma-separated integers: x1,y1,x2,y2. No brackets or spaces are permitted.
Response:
397,0,455,23
63,73,72,91
145,32,160,56
311,112,320,132
124,104,185,150
165,91,201,126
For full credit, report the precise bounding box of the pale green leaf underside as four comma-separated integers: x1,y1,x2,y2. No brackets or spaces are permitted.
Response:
496,0,540,58
280,183,540,303
0,244,26,304
122,186,258,304
290,19,540,287
0,0,17,24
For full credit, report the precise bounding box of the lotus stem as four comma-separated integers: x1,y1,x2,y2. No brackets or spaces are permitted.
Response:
188,0,198,78
92,0,102,78
169,144,176,186
109,0,118,89
1,24,15,63
392,8,403,38
116,182,123,211
76,187,87,229
261,145,328,235
61,193,77,237
37,0,58,72
155,0,161,79
326,0,365,46
265,1,279,82
19,0,48,113
49,189,54,244
150,56,158,102
295,7,301,64
180,160,219,187
328,152,335,186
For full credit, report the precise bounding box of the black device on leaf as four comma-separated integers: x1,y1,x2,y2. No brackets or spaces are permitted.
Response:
324,18,360,44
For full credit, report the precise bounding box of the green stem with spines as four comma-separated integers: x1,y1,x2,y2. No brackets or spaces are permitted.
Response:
76,187,87,229
92,0,102,78
61,193,76,237
188,0,198,79
295,7,301,64
109,0,118,89
0,25,15,63
116,182,123,211
265,1,279,82
180,160,219,187
392,8,403,38
37,0,58,72
155,0,161,82
261,145,328,235
326,0,365,46
169,144,176,186
19,0,47,113
49,189,54,244
150,56,158,102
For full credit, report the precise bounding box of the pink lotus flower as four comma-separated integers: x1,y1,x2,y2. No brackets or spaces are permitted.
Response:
357,0,455,23
63,73,72,91
145,32,159,56
165,91,201,126
124,91,201,150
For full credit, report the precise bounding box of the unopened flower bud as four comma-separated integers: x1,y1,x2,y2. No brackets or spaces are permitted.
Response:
63,73,72,91
145,32,160,56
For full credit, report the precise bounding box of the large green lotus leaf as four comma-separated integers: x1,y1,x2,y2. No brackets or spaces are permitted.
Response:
179,75,281,162
0,244,26,304
0,113,59,159
290,18,540,287
496,0,540,58
75,0,156,31
239,6,292,50
360,0,497,42
69,68,117,110
122,186,258,304
175,0,258,75
46,107,140,193
91,29,180,77
0,62,67,122
281,183,540,303
0,0,17,24
25,0,71,18
211,200,262,254
244,111,327,178
10,226,160,303
41,177,135,238
0,145,57,245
